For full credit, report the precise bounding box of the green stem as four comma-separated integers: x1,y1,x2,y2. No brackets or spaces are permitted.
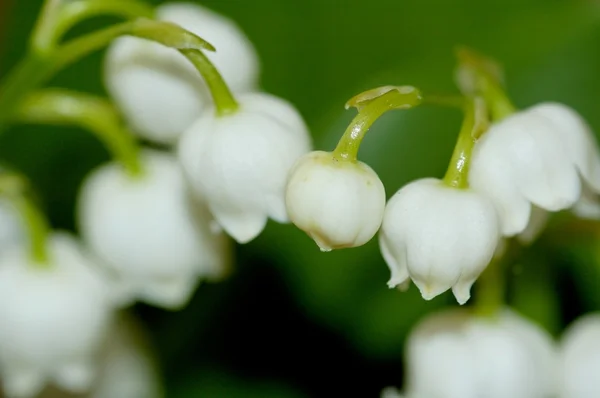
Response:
180,49,239,116
0,174,50,266
442,97,486,189
15,89,143,177
477,74,516,121
52,0,156,47
30,0,63,54
423,93,465,109
0,18,214,133
473,252,505,318
333,88,423,162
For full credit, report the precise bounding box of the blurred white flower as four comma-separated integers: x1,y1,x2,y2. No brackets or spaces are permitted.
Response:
404,308,557,398
178,92,312,244
285,151,385,251
0,233,115,398
104,2,260,144
469,102,600,236
558,313,600,398
78,150,229,310
379,178,499,304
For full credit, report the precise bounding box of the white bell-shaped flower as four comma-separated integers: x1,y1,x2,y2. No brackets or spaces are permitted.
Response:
0,233,115,398
104,2,260,144
178,92,312,243
469,102,600,236
379,178,499,304
404,308,558,398
285,151,385,251
78,150,229,310
558,313,600,398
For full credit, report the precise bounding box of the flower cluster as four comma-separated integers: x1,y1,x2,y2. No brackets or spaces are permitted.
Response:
1,0,600,396
0,0,313,395
382,309,600,398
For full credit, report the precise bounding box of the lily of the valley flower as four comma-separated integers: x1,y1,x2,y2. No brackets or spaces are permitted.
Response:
380,97,499,304
178,92,312,244
285,151,385,251
469,102,600,236
0,199,25,252
380,178,499,304
559,313,600,398
78,150,228,310
404,308,557,398
0,233,115,398
104,2,260,144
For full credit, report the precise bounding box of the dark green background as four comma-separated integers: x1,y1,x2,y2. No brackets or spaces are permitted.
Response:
1,0,600,396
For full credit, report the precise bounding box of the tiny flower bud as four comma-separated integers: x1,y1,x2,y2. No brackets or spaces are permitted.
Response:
78,150,228,310
178,92,312,244
559,313,600,398
285,151,385,251
404,308,558,398
104,2,260,144
380,178,499,304
0,233,115,398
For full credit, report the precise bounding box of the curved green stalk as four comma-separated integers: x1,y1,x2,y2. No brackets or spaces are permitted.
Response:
30,0,63,54
180,49,239,116
442,97,488,189
0,174,51,266
0,18,215,133
15,89,143,177
333,87,423,162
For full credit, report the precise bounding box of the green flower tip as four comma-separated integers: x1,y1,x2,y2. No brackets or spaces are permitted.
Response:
132,18,216,52
454,46,504,94
345,85,423,111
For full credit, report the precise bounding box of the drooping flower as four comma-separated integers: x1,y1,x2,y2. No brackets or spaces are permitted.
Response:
78,150,229,310
380,178,499,304
178,92,312,244
0,233,116,398
558,313,600,398
403,308,558,398
104,2,260,144
285,150,385,251
469,102,600,236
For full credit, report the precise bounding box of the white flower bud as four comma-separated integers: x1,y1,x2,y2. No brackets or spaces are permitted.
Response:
285,151,385,251
104,2,260,144
178,92,312,244
379,178,499,304
404,308,558,398
0,233,115,398
78,150,228,310
470,103,600,236
558,313,600,398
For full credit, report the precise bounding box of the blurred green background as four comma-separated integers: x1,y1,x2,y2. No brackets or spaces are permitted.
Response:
1,0,600,396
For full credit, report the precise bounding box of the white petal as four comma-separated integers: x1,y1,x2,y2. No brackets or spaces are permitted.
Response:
137,274,201,311
517,205,549,245
379,233,409,289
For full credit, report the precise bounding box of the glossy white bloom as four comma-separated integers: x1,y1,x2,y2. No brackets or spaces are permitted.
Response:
470,102,600,236
0,233,115,398
104,2,260,144
558,313,600,398
178,92,312,243
404,308,557,398
78,150,229,310
285,151,385,251
380,178,499,304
